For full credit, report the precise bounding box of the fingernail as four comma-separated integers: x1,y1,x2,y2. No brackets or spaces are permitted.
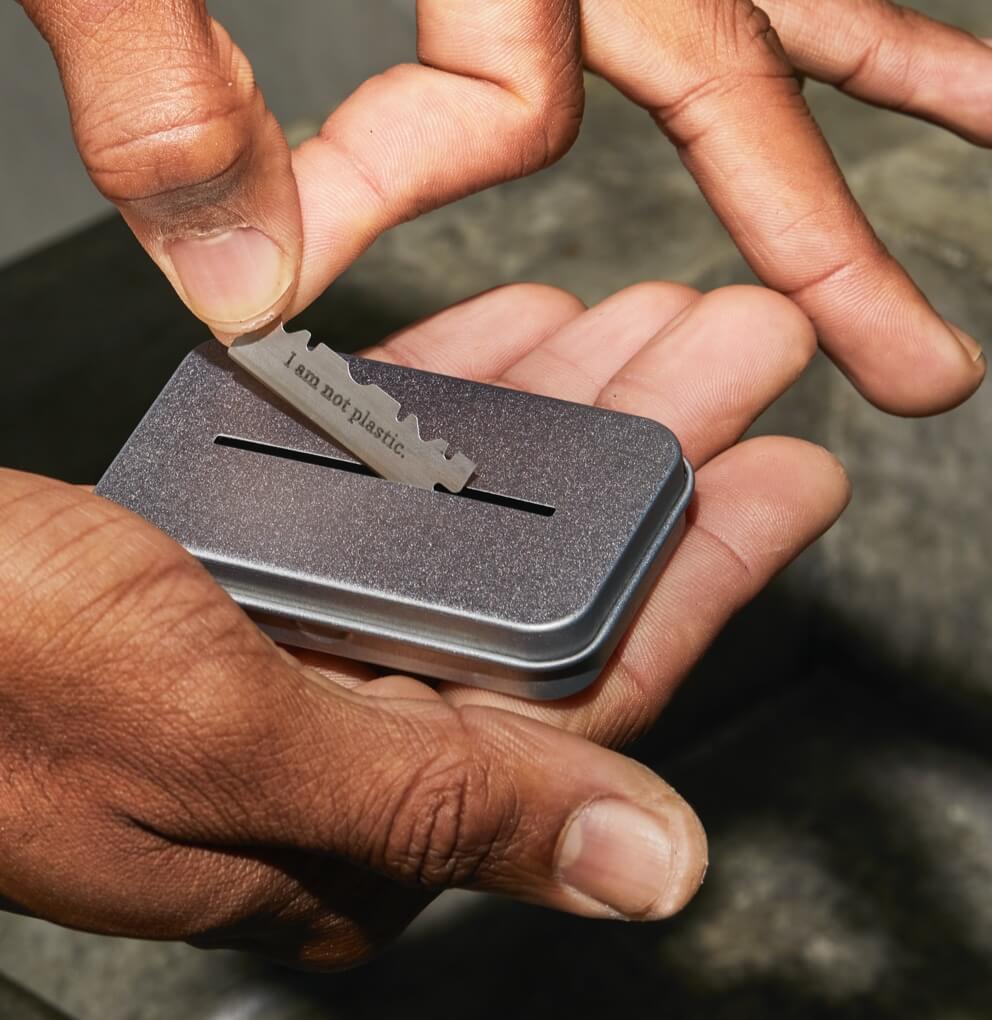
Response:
556,799,686,920
169,228,293,330
946,322,985,364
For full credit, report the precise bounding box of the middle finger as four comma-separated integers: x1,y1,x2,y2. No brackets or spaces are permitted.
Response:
581,0,984,415
504,283,816,468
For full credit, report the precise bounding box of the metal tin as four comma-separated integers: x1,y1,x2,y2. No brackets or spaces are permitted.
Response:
96,343,693,700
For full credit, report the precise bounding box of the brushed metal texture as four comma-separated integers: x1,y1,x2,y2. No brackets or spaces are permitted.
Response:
96,343,692,699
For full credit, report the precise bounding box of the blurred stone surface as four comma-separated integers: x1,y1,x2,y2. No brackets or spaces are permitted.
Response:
1,0,990,1015
0,975,72,1020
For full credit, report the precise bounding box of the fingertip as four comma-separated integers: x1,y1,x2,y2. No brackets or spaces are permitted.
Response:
705,285,818,369
731,435,852,526
946,323,986,366
849,322,985,417
167,228,298,338
499,282,588,315
369,283,585,379
654,798,709,919
474,283,587,336
554,793,708,921
788,439,852,511
732,432,842,475
448,708,709,922
804,252,985,417
39,1,305,338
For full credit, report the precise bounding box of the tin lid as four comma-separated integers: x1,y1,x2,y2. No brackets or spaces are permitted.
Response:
97,344,689,671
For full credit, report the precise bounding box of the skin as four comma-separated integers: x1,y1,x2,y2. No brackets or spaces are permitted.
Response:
17,0,988,413
0,281,850,966
5,0,969,966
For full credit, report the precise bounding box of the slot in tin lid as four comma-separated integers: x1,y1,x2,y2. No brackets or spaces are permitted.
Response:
96,343,692,693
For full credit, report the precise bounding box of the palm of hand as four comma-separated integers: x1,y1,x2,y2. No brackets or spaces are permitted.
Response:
0,283,847,966
308,283,848,737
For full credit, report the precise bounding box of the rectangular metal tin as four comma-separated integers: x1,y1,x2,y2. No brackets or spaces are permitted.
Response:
96,342,693,700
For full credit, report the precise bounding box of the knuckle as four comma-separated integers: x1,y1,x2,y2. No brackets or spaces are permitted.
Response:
513,88,584,172
688,504,758,590
656,0,798,141
317,68,409,213
783,244,883,305
710,285,817,363
514,6,584,167
78,95,254,206
72,24,262,210
837,24,919,109
49,0,131,30
497,282,586,323
596,655,664,749
705,0,779,61
374,716,520,889
383,756,483,887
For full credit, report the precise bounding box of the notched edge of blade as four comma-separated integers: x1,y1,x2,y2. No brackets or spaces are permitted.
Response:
247,326,478,490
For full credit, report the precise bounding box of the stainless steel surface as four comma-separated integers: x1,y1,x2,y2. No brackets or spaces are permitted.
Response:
229,326,475,492
96,343,691,699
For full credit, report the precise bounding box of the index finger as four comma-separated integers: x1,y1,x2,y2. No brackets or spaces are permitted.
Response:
581,0,985,415
290,0,583,315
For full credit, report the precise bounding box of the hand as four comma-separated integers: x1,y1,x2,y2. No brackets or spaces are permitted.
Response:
20,0,987,413
0,281,849,966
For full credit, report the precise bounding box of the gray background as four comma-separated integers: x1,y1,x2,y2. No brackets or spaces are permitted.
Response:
1,1,990,1017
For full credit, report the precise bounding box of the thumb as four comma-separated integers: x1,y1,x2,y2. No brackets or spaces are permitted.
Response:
244,682,709,922
23,0,301,338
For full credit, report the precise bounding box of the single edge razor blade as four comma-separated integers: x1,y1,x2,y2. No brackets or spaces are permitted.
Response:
228,326,476,492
